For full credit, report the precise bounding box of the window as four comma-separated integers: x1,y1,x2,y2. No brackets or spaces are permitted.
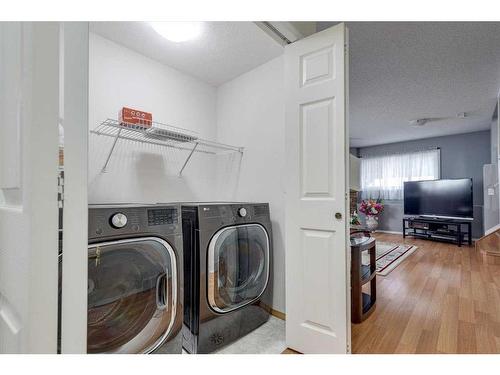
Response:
360,149,440,200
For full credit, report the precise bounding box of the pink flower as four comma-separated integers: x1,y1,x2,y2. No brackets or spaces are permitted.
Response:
359,199,384,216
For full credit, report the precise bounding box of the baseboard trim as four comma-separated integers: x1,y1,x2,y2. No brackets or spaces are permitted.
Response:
375,230,403,235
485,223,500,236
259,301,286,321
271,308,286,321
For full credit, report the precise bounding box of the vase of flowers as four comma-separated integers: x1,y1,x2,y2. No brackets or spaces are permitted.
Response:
359,199,384,231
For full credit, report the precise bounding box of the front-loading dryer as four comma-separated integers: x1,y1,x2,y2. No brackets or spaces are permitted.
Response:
87,204,183,354
181,202,273,353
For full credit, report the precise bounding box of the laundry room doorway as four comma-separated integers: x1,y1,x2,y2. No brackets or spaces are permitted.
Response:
0,21,352,355
87,21,352,354
86,21,290,355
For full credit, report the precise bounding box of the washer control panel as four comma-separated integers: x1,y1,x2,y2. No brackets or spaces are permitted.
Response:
89,205,181,238
148,208,178,226
110,212,128,228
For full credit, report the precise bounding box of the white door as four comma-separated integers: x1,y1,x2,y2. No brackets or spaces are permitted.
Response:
0,22,88,353
285,23,350,354
0,22,60,353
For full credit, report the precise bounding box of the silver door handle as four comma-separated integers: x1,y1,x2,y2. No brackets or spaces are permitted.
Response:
156,273,168,309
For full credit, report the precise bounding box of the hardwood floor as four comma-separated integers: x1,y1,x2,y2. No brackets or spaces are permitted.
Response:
352,233,500,354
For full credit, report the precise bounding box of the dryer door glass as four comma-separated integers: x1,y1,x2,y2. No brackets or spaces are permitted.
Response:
208,224,270,313
87,237,177,353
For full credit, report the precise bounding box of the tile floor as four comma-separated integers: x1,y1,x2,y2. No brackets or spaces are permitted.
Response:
214,315,286,354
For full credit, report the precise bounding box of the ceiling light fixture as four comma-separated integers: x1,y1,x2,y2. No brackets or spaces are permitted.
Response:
149,22,203,43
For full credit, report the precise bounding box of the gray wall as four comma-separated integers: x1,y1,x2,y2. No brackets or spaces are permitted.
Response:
358,130,491,238
492,115,499,165
486,112,500,231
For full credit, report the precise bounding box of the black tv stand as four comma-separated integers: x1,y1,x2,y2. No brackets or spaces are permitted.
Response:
403,216,472,247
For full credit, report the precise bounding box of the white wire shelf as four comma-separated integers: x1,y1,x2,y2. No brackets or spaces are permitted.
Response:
91,118,243,175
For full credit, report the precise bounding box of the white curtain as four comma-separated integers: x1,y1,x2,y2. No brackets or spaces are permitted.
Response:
360,149,441,200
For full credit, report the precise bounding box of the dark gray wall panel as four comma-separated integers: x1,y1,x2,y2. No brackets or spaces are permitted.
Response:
357,130,491,238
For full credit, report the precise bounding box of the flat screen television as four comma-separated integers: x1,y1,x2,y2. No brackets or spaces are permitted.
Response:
403,178,473,220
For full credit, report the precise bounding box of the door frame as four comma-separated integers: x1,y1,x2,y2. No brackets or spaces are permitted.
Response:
345,26,351,353
59,21,89,354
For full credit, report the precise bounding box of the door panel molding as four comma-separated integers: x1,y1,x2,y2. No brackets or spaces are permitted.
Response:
0,22,24,207
300,45,335,87
300,97,336,198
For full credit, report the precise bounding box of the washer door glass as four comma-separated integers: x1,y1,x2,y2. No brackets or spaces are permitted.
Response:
87,237,177,354
208,224,270,313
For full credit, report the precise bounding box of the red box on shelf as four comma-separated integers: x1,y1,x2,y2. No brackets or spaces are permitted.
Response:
119,107,152,128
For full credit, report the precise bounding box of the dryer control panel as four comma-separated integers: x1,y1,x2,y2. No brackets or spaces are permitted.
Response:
195,203,271,226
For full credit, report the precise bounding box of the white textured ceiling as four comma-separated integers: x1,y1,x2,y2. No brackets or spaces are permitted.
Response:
90,21,283,86
319,22,500,147
91,22,499,146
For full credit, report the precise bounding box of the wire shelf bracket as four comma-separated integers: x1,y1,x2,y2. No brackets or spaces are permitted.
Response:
179,142,199,176
101,128,122,173
91,118,243,175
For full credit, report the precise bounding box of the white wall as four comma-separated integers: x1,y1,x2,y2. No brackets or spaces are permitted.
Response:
89,33,218,204
216,56,286,313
